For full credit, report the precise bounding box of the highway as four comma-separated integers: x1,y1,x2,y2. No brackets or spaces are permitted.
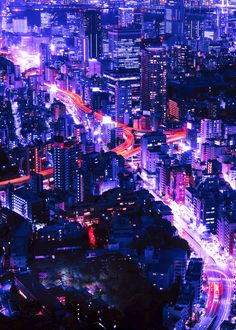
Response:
0,168,53,190
44,83,186,156
137,171,233,329
195,267,233,330
0,31,233,329
0,79,187,189
136,171,233,329
0,75,232,328
44,83,137,157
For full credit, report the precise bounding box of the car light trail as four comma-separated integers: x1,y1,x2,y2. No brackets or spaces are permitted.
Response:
0,82,186,189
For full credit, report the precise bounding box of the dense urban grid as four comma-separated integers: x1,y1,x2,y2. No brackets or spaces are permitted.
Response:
0,0,236,329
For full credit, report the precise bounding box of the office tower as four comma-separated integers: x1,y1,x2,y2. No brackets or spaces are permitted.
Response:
40,12,54,29
141,132,166,170
52,102,66,121
169,168,186,204
108,27,141,71
118,8,135,27
104,71,140,114
12,17,28,34
30,173,43,195
76,168,85,203
170,44,188,73
53,138,78,191
40,43,51,67
167,99,180,120
27,145,42,174
79,8,102,59
54,115,74,139
217,216,236,256
40,43,51,78
165,0,185,44
107,126,123,148
186,258,203,303
114,79,132,123
141,46,167,128
6,183,14,210
91,90,109,114
200,119,222,143
145,148,161,174
88,58,101,77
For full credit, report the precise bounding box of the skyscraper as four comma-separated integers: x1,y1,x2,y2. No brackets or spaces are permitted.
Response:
200,118,222,143
76,168,85,203
170,44,188,73
108,27,141,71
40,43,51,75
104,71,133,123
141,132,166,170
79,8,102,59
141,46,167,128
165,0,185,44
30,173,43,195
118,7,135,28
27,145,42,175
53,138,78,191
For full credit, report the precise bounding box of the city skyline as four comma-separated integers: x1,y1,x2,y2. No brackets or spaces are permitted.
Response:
0,0,235,329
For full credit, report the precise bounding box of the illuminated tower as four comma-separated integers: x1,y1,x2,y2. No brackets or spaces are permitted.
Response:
200,119,222,143
165,0,185,44
76,168,85,203
114,79,132,124
27,145,42,175
30,173,43,194
53,138,79,191
141,46,167,128
118,7,135,27
40,43,51,79
108,27,141,71
79,8,102,59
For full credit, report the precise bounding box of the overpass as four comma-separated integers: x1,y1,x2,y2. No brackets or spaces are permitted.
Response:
0,82,186,189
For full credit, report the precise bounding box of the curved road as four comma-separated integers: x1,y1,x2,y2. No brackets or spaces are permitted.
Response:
0,80,186,188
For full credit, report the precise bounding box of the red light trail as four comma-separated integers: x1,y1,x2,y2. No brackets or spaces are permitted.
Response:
0,81,186,189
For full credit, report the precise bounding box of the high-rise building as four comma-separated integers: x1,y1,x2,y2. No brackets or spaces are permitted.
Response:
30,173,43,195
165,0,185,44
217,215,236,256
200,119,222,143
141,46,167,128
104,70,140,111
76,168,85,203
170,168,186,204
40,43,51,79
115,79,132,123
79,8,102,59
27,145,42,175
108,27,141,71
145,147,161,174
11,188,45,222
12,18,28,34
141,132,167,170
118,7,135,27
52,102,66,122
53,138,78,191
104,72,137,123
6,183,14,210
186,258,203,303
170,44,188,73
